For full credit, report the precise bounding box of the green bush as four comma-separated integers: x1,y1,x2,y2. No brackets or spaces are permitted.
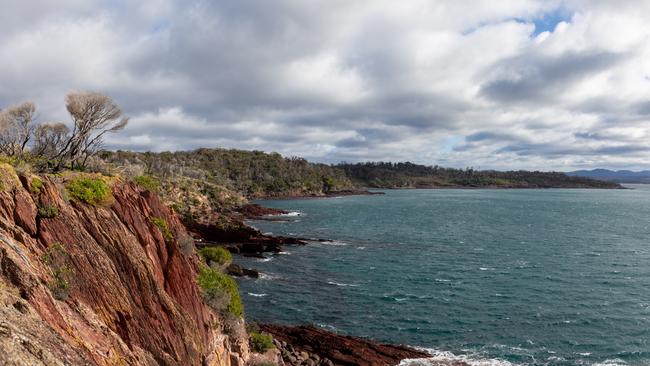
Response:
38,204,59,218
249,331,275,353
65,177,112,206
134,175,160,192
151,217,173,241
199,246,232,266
197,266,243,317
31,177,44,194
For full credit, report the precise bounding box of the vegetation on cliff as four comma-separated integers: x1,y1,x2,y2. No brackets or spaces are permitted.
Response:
198,265,244,318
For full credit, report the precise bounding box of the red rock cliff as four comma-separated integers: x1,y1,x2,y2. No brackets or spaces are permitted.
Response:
0,166,249,365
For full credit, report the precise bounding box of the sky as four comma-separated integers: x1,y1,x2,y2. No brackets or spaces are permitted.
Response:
1,0,649,171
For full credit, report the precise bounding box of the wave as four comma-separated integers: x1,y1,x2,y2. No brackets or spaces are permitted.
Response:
321,240,349,246
259,273,280,280
399,349,517,366
327,281,360,287
257,257,273,262
275,211,302,217
247,292,268,297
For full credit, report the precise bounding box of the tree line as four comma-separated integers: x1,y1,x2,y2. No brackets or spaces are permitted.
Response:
0,91,128,171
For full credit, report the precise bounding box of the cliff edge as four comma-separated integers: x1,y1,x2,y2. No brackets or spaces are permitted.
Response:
0,164,249,365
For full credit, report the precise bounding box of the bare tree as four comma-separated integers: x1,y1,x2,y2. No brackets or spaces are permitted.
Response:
54,91,129,170
0,102,37,156
32,122,70,159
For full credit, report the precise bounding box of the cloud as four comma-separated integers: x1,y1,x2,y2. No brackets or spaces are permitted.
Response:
1,0,650,170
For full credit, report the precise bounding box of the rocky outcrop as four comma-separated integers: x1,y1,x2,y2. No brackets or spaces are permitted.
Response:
0,168,249,365
226,263,260,278
259,325,431,366
236,204,288,219
190,217,306,255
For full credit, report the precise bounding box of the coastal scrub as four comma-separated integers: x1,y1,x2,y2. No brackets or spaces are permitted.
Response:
199,246,232,266
197,266,243,317
65,175,113,206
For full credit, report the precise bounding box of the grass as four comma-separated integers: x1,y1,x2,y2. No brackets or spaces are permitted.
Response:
249,331,275,353
134,175,160,192
199,246,232,266
0,163,20,192
65,176,112,206
197,266,243,317
151,217,173,241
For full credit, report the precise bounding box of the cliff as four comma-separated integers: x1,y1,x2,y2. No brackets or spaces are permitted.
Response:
0,164,249,365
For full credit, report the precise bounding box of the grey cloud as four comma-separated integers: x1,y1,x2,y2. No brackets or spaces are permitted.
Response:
480,51,624,103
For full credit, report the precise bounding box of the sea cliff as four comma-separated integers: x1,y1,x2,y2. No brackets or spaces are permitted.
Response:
0,165,250,365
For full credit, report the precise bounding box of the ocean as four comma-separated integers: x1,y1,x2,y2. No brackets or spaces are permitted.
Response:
235,186,650,366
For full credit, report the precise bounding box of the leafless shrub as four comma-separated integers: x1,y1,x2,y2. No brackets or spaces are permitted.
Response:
32,122,70,159
0,102,37,157
53,91,129,170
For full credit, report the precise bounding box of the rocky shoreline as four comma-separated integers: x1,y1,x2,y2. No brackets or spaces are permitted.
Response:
259,324,435,366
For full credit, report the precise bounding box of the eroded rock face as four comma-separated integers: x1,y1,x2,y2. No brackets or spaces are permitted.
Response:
0,174,249,366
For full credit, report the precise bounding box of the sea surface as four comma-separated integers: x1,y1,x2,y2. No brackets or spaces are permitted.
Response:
235,186,650,366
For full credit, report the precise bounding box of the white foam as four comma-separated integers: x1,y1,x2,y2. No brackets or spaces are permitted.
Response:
277,251,291,255
321,240,349,246
327,281,360,287
356,246,366,250
259,273,279,280
247,292,267,297
257,257,273,262
592,359,628,366
276,211,301,217
399,349,517,366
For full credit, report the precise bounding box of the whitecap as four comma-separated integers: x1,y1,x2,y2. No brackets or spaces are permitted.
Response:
247,292,267,297
356,246,366,250
277,251,291,255
259,273,279,280
257,257,273,262
593,359,628,366
327,281,360,287
399,348,517,366
276,211,302,217
434,278,451,283
321,240,349,246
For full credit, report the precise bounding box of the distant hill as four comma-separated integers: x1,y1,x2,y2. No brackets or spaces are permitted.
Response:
339,162,622,189
567,169,650,183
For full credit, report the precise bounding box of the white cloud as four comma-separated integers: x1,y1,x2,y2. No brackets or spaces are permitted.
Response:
1,0,650,170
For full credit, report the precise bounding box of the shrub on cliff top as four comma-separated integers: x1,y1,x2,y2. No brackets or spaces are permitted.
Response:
65,176,112,206
134,174,160,192
197,266,243,317
249,331,275,353
199,246,232,266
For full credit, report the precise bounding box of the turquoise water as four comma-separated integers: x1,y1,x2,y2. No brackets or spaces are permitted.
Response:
236,186,650,366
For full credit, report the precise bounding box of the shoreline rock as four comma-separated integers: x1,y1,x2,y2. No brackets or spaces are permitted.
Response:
259,324,436,366
237,203,290,219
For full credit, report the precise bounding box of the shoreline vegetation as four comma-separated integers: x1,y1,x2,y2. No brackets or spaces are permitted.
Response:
0,94,623,365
